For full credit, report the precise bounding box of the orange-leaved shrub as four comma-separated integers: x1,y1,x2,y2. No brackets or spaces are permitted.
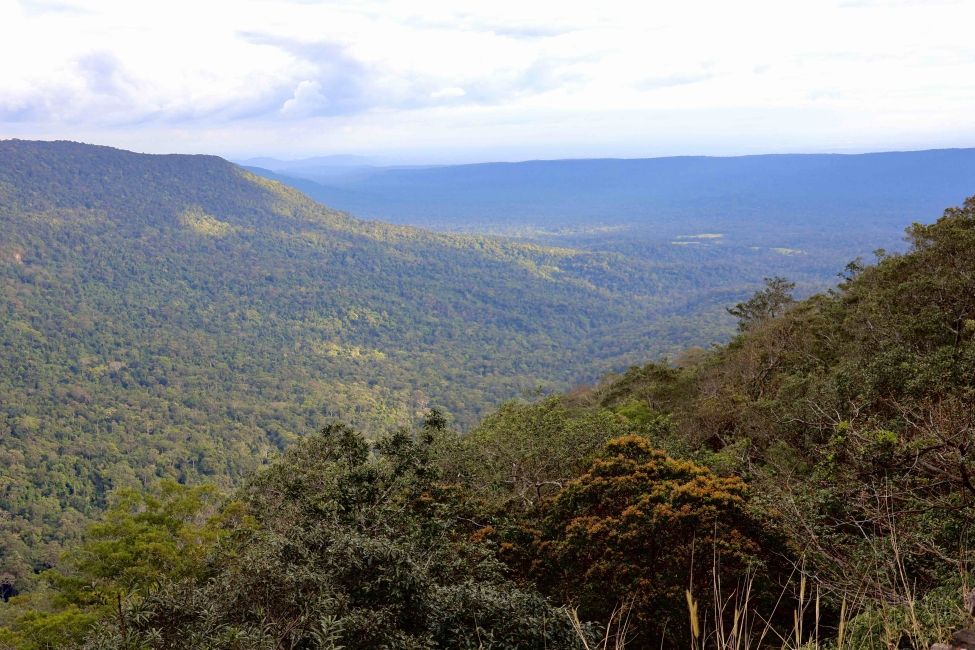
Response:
529,434,783,645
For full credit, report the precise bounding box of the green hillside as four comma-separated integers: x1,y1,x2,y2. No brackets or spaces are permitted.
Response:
3,196,972,649
0,140,743,585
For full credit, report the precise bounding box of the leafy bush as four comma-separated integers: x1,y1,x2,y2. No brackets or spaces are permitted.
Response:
37,421,589,649
529,435,784,645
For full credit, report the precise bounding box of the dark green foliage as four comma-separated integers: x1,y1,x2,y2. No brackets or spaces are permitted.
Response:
34,425,586,649
448,396,631,510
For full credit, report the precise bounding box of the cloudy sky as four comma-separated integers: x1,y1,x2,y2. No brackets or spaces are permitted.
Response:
1,0,974,163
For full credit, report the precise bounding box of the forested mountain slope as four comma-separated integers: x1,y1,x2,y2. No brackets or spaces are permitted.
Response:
0,139,754,588
523,196,975,646
3,197,973,649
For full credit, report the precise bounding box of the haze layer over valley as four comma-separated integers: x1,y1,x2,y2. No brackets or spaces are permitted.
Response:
246,148,975,294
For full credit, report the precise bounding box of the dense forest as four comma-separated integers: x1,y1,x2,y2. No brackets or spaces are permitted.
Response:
2,176,973,646
0,140,759,589
1,139,880,590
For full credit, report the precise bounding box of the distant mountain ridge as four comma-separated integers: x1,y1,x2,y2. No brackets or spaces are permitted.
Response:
245,148,975,234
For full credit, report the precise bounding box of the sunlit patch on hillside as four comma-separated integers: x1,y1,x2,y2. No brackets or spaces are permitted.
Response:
307,340,387,361
179,208,239,237
1,246,25,264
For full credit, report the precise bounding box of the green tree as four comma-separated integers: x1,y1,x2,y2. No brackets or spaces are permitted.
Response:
727,276,796,331
0,481,221,649
452,397,630,509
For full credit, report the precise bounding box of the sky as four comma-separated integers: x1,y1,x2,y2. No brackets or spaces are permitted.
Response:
1,0,974,164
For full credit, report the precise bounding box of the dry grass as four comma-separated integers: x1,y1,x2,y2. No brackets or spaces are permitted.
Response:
568,596,636,650
569,556,970,649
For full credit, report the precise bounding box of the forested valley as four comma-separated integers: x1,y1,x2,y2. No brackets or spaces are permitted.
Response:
0,140,857,586
2,140,974,648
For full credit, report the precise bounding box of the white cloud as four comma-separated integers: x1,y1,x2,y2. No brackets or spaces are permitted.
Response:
430,87,466,99
1,0,974,161
281,80,329,116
